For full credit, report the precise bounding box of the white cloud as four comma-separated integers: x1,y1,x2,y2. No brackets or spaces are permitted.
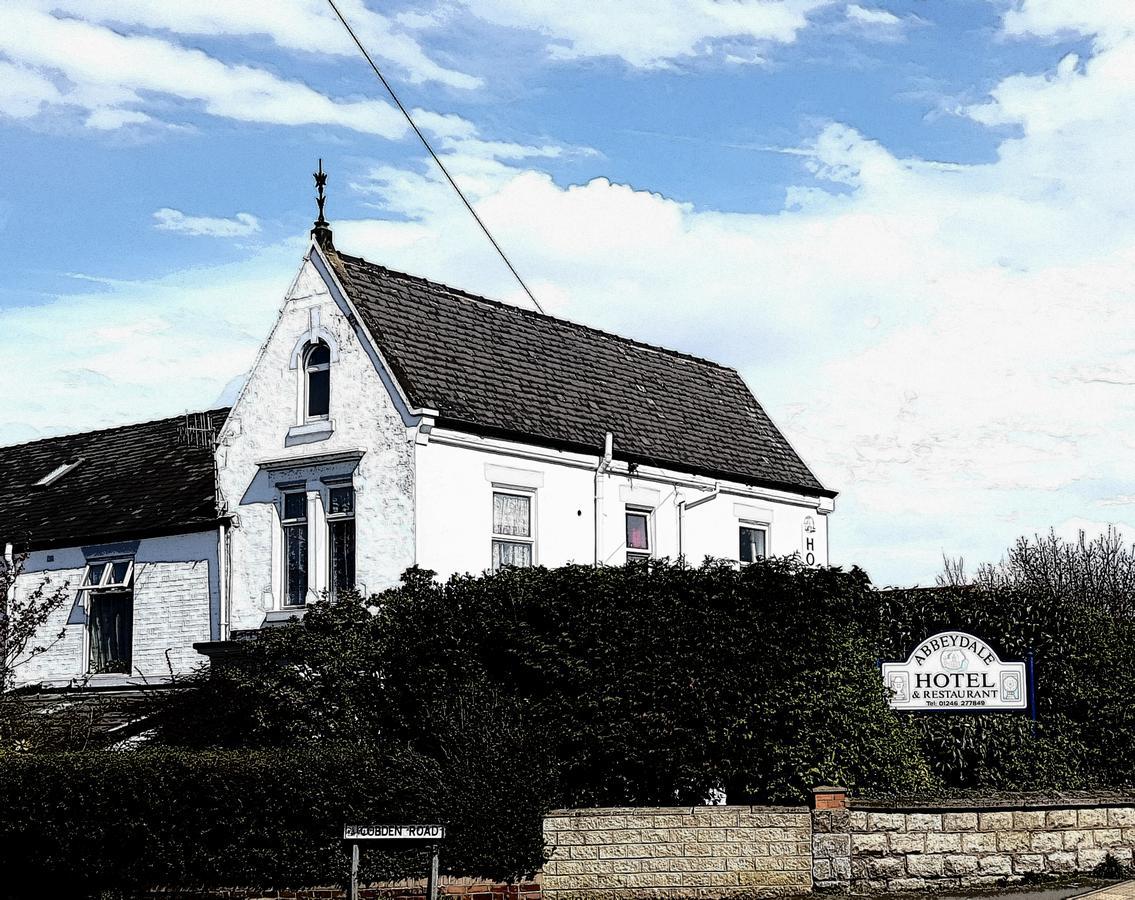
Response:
9,1,1135,587
321,14,1135,584
0,3,469,137
845,5,901,27
0,243,303,444
1002,0,1135,44
153,209,262,238
451,0,836,68
0,60,61,119
36,0,481,90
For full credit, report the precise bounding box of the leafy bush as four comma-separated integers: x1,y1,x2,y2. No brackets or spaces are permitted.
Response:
0,744,545,897
877,529,1135,793
155,559,932,805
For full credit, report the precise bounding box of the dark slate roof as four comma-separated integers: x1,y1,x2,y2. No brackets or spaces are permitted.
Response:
0,409,228,551
331,252,831,496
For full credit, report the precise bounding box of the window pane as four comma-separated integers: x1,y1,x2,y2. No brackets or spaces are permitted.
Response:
493,493,530,537
285,522,308,607
330,519,356,597
306,343,330,367
493,540,532,571
283,492,306,521
109,560,132,586
84,562,107,587
329,485,354,516
308,369,330,418
740,526,767,563
626,513,650,551
89,591,132,675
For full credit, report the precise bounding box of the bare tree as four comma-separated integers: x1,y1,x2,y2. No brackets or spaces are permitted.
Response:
950,527,1135,619
0,548,71,691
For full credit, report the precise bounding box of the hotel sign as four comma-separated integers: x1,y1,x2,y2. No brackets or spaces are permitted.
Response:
882,631,1027,711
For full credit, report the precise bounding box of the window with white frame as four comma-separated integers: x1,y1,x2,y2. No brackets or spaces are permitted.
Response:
625,508,652,563
303,341,331,421
739,524,768,564
282,491,309,607
327,484,356,598
491,490,534,571
76,558,134,675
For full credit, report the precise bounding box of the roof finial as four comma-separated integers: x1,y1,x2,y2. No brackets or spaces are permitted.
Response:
311,158,334,251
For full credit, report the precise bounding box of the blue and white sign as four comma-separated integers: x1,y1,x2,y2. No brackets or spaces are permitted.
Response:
882,631,1027,711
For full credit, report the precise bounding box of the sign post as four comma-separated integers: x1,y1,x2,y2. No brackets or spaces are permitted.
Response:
343,825,446,900
881,631,1028,712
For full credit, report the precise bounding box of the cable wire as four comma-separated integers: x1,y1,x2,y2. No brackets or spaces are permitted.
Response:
325,0,546,315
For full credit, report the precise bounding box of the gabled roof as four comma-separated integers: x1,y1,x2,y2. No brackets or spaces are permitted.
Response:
330,251,832,496
0,409,229,551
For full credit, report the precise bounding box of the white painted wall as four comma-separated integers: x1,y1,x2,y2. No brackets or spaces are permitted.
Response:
10,530,218,688
416,428,832,581
216,253,415,632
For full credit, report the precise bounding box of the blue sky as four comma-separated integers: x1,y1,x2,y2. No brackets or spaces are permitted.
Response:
2,0,1134,586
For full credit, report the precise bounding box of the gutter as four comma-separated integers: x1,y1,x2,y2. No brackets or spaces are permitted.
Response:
594,432,614,565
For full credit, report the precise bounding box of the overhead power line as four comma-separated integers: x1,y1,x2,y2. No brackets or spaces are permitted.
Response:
325,0,546,315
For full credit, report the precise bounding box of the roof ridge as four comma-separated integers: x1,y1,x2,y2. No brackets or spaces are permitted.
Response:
333,250,739,373
0,407,230,452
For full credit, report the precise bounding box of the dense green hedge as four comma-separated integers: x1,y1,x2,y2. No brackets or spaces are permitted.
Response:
878,580,1135,793
0,745,546,897
155,548,1135,803
155,559,933,805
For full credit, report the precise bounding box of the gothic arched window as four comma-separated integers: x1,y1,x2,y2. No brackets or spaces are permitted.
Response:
304,341,331,420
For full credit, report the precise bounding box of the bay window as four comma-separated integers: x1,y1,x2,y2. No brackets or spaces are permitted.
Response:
282,491,308,607
327,484,356,597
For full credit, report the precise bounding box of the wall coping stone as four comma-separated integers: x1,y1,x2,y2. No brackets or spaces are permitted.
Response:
546,805,810,817
852,797,1135,813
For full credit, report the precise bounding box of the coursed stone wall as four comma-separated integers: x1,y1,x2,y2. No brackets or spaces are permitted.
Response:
845,801,1135,894
542,806,812,899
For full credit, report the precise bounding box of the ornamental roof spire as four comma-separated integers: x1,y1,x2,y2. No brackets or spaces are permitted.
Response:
311,158,334,251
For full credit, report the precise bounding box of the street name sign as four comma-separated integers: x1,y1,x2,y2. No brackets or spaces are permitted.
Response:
344,824,445,840
882,631,1027,711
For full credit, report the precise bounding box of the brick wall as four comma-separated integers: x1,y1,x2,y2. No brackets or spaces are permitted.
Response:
542,806,812,899
149,878,542,900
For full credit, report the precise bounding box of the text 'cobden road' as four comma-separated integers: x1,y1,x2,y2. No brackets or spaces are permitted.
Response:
343,825,446,840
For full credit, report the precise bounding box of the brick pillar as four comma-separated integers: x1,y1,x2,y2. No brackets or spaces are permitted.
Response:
811,787,851,893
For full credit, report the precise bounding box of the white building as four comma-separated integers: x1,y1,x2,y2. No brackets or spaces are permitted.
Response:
2,204,834,690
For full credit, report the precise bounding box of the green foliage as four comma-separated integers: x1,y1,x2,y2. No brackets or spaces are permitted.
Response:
878,529,1135,794
155,559,931,805
0,745,545,897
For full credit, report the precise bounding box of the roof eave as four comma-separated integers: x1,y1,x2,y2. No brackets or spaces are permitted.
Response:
432,416,838,499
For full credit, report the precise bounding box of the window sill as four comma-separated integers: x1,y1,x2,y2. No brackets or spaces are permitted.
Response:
285,420,333,447
263,607,308,626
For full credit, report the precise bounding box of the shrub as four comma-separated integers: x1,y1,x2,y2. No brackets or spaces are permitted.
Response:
155,559,932,805
0,744,545,897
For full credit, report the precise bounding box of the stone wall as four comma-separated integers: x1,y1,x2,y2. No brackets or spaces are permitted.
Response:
542,806,812,899
839,797,1135,894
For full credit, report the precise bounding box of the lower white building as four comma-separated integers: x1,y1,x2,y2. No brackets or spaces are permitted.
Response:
2,211,834,690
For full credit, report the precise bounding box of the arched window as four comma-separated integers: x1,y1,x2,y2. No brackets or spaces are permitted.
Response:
304,341,330,420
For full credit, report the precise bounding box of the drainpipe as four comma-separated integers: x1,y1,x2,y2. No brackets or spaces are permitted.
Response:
217,524,229,642
1,542,11,689
677,482,720,561
594,432,614,565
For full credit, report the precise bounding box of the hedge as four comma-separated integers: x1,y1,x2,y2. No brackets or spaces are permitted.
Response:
0,745,546,897
154,558,934,805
